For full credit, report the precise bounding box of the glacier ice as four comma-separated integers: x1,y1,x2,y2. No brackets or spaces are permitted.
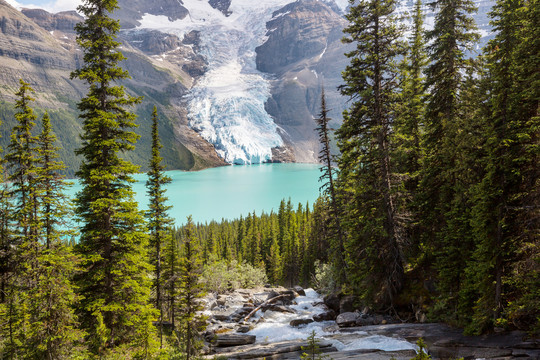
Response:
138,0,297,165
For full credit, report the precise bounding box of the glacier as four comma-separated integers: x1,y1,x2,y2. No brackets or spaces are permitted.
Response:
138,0,297,165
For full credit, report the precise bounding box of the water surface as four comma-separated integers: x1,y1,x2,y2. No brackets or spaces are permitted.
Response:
68,163,322,224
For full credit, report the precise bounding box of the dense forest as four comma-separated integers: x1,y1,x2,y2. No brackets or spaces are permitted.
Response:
0,0,538,358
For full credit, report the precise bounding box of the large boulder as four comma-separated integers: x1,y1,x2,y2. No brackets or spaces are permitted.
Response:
293,285,306,296
336,312,360,328
213,334,256,347
313,309,337,322
323,293,341,313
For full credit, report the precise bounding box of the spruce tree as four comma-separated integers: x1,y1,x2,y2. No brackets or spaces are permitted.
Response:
177,216,206,360
466,0,539,333
70,0,157,354
315,88,346,285
3,80,41,358
337,0,406,306
146,106,173,348
419,0,480,313
394,0,427,264
23,112,84,359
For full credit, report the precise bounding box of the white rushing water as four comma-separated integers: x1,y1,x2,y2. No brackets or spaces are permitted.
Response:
247,289,418,352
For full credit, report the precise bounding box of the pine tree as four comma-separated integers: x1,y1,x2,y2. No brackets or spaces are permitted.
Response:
337,0,406,306
466,0,539,333
70,0,157,354
177,216,206,360
315,87,346,285
23,112,84,358
146,106,174,348
419,0,480,314
37,112,74,248
3,80,41,358
394,0,427,265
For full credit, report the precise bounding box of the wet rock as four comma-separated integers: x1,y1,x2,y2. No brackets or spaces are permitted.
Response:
355,316,375,326
237,325,251,333
263,304,296,314
339,295,356,313
293,285,306,296
323,293,341,313
213,339,335,359
214,334,256,347
290,318,314,327
313,309,337,322
336,312,360,328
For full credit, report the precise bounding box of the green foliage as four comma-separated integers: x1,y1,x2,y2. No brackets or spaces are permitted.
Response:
71,0,158,354
313,261,338,295
301,330,329,360
201,260,268,293
146,106,174,348
410,338,430,360
337,0,407,308
177,216,207,360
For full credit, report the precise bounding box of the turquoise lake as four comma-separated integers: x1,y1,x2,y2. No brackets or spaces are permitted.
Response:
67,163,322,224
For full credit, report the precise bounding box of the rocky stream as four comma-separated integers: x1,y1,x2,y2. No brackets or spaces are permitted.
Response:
201,287,539,360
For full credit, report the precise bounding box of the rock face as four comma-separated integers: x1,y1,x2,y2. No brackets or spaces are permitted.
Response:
209,0,232,16
21,9,82,33
115,0,188,29
0,0,225,173
256,0,352,163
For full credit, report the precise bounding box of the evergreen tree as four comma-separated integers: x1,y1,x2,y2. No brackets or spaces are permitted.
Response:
146,106,174,348
337,0,406,306
23,112,84,358
466,0,539,333
70,0,157,354
37,112,73,248
394,0,427,265
3,80,41,358
315,88,346,285
177,216,206,360
419,0,480,310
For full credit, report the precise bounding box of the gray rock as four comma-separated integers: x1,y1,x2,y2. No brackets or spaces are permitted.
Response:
313,309,337,322
293,285,306,296
213,339,335,359
236,325,251,333
323,293,341,313
214,334,256,347
336,312,360,328
289,318,314,327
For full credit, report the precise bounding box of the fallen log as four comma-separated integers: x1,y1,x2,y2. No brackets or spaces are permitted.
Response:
242,294,288,322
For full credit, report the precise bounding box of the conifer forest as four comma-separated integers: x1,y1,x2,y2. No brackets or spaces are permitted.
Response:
0,0,538,358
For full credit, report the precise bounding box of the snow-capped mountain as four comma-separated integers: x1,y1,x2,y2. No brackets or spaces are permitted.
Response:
0,0,495,169
118,0,494,165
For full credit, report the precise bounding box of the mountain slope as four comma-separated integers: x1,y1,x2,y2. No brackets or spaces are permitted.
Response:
0,0,225,175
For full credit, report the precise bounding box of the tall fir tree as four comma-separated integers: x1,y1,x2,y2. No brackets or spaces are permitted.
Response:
419,0,480,314
337,0,406,306
315,87,346,285
177,216,206,360
70,0,157,355
3,80,41,358
466,0,539,333
146,106,174,348
22,112,84,359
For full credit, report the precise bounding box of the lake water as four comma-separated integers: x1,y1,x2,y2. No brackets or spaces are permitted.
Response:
67,163,322,224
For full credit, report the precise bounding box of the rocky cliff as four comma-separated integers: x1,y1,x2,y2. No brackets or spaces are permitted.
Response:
256,0,351,162
1,0,495,168
0,0,225,174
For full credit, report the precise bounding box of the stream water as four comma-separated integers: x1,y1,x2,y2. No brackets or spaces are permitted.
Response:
246,289,418,352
